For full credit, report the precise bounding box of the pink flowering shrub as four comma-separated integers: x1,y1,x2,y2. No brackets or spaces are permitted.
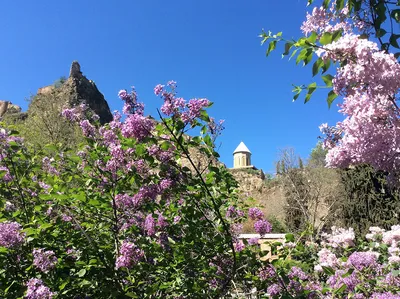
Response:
0,83,272,297
261,0,400,181
258,225,400,298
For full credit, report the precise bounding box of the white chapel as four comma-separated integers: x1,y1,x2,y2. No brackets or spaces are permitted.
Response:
233,141,255,169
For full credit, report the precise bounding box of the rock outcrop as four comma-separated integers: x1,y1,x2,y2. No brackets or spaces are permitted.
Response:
33,61,113,124
0,100,25,120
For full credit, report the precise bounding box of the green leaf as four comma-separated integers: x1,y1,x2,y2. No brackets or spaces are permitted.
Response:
289,48,298,60
4,281,16,294
59,280,69,291
322,59,331,74
334,283,347,294
392,269,400,277
320,32,332,45
391,9,400,23
322,74,334,87
285,233,295,242
303,49,313,66
283,42,293,56
77,269,87,277
307,32,318,44
322,266,335,275
327,90,338,108
40,223,53,230
390,34,400,49
322,0,330,9
335,0,344,10
203,135,213,147
160,141,171,151
296,48,308,65
376,28,387,38
266,40,277,56
332,29,342,42
312,58,323,76
305,82,317,103
199,110,210,122
293,93,301,102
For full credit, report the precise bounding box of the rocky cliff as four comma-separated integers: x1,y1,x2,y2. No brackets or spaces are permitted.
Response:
32,61,113,124
0,100,24,119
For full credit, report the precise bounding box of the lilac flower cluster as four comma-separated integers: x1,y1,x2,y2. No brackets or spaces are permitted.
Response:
248,207,264,220
254,219,272,236
155,82,211,124
33,249,58,273
61,107,80,122
0,166,13,182
25,278,54,299
304,6,400,173
268,225,400,298
226,206,245,219
115,241,144,269
0,221,25,248
42,157,59,176
121,113,154,141
118,88,143,115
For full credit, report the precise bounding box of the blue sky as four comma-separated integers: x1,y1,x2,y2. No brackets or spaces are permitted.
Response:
0,0,342,173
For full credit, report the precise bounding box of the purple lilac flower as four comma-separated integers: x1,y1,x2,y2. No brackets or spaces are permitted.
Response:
42,157,59,175
208,278,219,290
133,185,159,203
121,114,154,141
79,120,96,137
61,108,80,122
167,80,177,87
157,213,168,229
288,266,309,280
327,269,360,292
0,221,25,248
226,206,245,219
247,237,260,246
258,265,276,280
160,92,186,116
248,207,264,220
25,278,54,299
33,249,58,273
173,216,181,224
115,194,138,209
230,223,243,236
267,283,282,296
0,166,13,182
159,179,173,192
154,84,164,96
66,248,79,260
288,280,303,292
371,292,400,299
61,214,72,222
144,214,156,236
115,241,144,269
254,219,272,236
185,98,210,121
234,240,245,252
348,251,379,270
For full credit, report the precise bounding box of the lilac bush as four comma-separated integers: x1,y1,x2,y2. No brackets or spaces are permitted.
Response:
0,83,272,298
256,225,400,298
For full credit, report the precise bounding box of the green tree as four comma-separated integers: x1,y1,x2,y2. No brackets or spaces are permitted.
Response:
308,142,328,168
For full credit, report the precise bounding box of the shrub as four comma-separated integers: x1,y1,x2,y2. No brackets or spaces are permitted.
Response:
0,83,274,298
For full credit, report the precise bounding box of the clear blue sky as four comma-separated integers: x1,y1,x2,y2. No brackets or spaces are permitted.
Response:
0,0,342,173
